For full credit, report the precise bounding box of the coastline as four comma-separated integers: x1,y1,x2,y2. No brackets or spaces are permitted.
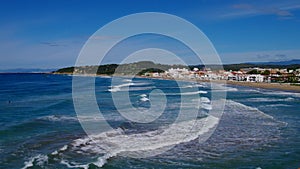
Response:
52,72,300,93
211,80,300,93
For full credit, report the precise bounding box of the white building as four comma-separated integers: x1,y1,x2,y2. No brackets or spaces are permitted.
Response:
166,68,189,78
246,74,265,82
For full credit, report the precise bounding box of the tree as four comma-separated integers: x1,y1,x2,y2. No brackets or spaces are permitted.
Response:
261,70,270,75
247,69,260,74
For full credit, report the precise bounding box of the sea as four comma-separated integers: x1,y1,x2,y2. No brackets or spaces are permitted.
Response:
0,73,299,169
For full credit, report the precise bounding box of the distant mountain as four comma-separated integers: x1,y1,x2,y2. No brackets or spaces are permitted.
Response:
0,68,56,73
247,59,300,65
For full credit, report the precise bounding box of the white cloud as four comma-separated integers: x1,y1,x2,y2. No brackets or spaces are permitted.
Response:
219,1,300,20
220,49,300,64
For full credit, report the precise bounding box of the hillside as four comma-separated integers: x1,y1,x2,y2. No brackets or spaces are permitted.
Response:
53,61,300,75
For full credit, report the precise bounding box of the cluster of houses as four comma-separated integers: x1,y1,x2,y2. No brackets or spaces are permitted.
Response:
144,67,300,83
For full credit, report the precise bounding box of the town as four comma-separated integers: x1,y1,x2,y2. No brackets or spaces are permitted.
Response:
143,67,300,83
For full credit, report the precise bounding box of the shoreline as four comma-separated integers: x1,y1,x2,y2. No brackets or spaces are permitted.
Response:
52,72,300,93
223,80,300,92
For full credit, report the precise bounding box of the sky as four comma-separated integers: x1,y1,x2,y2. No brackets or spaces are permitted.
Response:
1,0,300,69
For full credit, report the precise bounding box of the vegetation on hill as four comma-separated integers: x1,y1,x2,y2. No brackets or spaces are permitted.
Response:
53,61,188,75
53,61,300,75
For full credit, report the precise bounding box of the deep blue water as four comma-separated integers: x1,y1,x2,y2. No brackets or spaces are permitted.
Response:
0,73,299,169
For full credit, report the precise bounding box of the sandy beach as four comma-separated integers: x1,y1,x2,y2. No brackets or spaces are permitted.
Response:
137,76,300,93
207,80,300,93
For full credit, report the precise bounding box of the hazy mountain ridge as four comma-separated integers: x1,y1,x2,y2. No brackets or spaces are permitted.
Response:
246,59,300,65
0,68,56,73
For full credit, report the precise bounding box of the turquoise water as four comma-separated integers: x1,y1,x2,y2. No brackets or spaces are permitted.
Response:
0,73,299,169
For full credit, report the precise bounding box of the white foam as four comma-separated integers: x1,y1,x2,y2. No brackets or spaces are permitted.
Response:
38,115,77,122
192,97,211,103
108,87,120,92
226,100,275,120
60,145,68,151
139,94,149,102
108,82,134,92
182,85,194,88
51,151,58,155
262,91,300,98
50,145,68,156
247,97,294,102
201,103,212,110
99,75,111,78
123,79,132,82
212,84,238,92
201,97,211,103
240,89,261,93
163,91,207,96
40,115,104,123
60,160,90,169
108,82,151,92
181,84,204,88
140,94,147,97
140,97,149,102
217,87,238,92
22,154,48,169
125,86,154,91
260,104,291,107
181,91,208,95
60,115,219,168
77,116,106,122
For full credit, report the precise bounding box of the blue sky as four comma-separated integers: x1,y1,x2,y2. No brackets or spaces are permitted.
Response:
1,0,300,69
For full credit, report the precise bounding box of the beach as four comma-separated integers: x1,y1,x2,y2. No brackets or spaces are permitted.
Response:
210,80,300,92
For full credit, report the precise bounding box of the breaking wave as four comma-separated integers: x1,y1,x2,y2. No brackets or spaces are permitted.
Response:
262,91,300,98
247,97,295,102
38,115,78,122
108,82,153,92
161,90,207,96
22,100,287,169
23,115,218,168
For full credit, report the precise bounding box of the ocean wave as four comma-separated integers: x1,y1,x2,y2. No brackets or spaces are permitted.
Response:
108,82,134,92
162,90,207,96
181,84,205,88
123,79,132,82
60,160,91,169
192,97,211,103
211,84,238,92
67,115,218,168
226,100,275,120
262,91,300,98
38,115,107,122
150,99,287,162
215,87,238,92
181,91,208,95
25,115,218,168
38,115,78,122
140,94,147,97
225,100,287,127
140,97,149,102
247,97,295,102
201,103,212,110
260,104,292,108
239,89,261,93
108,82,153,92
22,154,48,169
21,99,288,169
